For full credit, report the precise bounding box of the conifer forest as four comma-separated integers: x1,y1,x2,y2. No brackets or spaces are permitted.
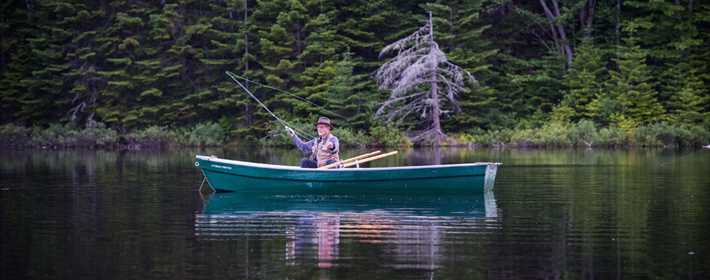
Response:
1,0,708,147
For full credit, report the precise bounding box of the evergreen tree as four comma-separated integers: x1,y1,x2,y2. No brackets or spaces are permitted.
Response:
421,0,500,131
257,0,305,90
0,0,32,124
251,0,310,135
668,70,707,125
64,1,106,125
561,39,607,121
482,1,569,127
326,52,375,128
332,0,410,128
16,1,89,124
178,0,253,129
623,0,706,106
94,0,154,128
296,8,342,119
604,39,665,127
501,52,566,126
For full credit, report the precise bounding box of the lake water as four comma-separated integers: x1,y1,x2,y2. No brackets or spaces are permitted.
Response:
1,148,708,279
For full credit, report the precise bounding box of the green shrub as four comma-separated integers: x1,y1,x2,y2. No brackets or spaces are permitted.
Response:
536,122,572,146
31,123,81,147
488,129,513,145
450,132,477,145
597,126,626,146
9,122,118,148
654,123,677,147
420,121,706,148
569,120,598,147
0,123,31,138
186,122,227,146
5,119,706,149
509,128,538,146
127,125,175,144
632,123,710,148
461,129,511,146
79,122,118,146
332,127,370,146
0,124,31,146
633,123,673,147
369,125,412,147
681,124,710,147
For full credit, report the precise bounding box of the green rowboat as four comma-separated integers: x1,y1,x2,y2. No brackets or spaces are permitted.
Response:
195,155,500,193
199,191,498,217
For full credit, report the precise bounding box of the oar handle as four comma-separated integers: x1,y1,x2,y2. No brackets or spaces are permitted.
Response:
341,151,398,168
318,150,382,169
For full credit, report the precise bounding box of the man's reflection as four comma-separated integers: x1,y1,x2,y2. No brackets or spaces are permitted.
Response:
286,213,341,268
197,191,498,270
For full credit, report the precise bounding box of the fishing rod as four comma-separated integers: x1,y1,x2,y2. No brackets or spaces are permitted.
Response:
226,71,314,140
227,72,348,120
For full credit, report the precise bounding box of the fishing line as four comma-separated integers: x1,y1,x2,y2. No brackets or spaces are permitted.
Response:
226,72,348,120
226,71,314,140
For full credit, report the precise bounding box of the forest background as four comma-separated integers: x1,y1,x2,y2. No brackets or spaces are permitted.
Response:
0,0,708,148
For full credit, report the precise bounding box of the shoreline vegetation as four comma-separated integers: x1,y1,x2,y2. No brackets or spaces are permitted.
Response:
2,121,707,150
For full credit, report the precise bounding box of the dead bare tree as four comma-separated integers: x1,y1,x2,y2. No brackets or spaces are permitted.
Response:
579,0,597,36
375,12,476,145
539,0,574,68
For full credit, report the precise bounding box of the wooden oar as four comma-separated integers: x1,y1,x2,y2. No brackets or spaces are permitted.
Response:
341,151,398,168
318,150,382,169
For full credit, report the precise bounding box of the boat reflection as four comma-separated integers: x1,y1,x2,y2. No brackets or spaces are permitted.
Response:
195,188,499,270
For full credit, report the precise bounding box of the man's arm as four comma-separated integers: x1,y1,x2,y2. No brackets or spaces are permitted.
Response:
327,136,339,155
292,134,314,155
285,126,314,154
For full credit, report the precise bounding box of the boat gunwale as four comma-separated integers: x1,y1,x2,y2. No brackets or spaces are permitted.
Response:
196,155,501,172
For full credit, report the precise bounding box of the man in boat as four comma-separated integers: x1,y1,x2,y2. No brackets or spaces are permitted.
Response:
286,117,340,168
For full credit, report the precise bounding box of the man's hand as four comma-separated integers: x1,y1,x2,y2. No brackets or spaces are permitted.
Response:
285,126,296,137
322,142,334,151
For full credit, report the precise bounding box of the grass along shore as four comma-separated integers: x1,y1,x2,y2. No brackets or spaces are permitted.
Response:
1,120,708,150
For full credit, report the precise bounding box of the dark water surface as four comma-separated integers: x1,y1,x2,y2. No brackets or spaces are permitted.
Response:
1,148,708,279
